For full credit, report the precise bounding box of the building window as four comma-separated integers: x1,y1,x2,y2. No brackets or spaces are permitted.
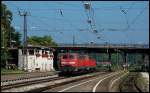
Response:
45,51,48,57
22,49,27,55
29,49,34,55
36,50,40,57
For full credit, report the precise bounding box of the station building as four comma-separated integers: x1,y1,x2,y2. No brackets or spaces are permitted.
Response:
18,45,55,72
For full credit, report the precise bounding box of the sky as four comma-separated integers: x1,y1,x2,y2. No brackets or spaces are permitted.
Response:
3,1,149,44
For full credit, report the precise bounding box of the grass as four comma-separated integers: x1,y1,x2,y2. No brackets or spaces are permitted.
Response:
1,68,26,75
119,72,138,92
135,73,148,92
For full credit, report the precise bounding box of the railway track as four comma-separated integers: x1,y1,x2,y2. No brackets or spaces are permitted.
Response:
1,75,58,86
1,72,106,92
119,72,142,92
42,71,125,92
30,72,108,92
1,76,65,91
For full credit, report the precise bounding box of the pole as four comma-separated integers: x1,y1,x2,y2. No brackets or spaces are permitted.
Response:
19,11,29,71
24,13,28,71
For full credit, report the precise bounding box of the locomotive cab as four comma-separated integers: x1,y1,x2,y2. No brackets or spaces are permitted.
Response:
60,53,78,72
60,53,96,73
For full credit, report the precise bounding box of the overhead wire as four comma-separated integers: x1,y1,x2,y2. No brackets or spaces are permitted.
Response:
126,4,148,44
47,2,86,33
82,1,98,33
119,2,135,30
104,2,135,31
81,1,97,42
45,1,94,43
57,1,93,43
118,3,148,44
82,1,94,32
83,1,104,41
57,4,93,43
120,6,130,30
126,2,136,13
10,1,148,44
127,4,148,31
119,5,132,44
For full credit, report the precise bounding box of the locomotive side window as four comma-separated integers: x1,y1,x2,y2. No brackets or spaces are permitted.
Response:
79,55,85,59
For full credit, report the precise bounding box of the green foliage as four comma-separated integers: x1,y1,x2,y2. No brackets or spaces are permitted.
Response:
28,35,57,47
1,2,22,48
1,2,12,48
1,2,12,29
1,2,22,68
12,31,22,47
128,63,141,72
1,68,25,75
111,53,123,64
1,48,12,67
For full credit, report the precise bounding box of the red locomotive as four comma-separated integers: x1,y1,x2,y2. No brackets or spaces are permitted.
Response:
60,53,96,73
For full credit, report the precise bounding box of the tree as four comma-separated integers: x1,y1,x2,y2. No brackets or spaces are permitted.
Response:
28,35,57,47
1,2,22,68
1,2,13,68
1,2,12,47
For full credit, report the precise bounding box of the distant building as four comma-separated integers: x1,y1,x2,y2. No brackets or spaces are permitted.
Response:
18,45,54,72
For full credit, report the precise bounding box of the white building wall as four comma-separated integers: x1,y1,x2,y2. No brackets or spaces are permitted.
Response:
18,49,24,70
27,56,36,72
18,48,54,72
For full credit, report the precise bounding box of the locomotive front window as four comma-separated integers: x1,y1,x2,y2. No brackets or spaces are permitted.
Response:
69,55,74,59
63,55,68,59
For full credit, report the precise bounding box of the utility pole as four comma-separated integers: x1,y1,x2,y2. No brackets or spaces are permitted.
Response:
18,11,29,71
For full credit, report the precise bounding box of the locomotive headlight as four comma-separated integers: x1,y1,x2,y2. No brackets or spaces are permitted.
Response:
69,62,75,64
